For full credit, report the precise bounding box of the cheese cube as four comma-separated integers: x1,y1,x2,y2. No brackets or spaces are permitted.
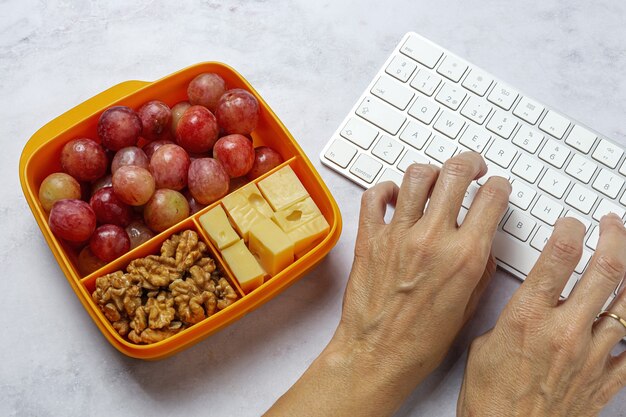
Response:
272,197,322,233
258,166,308,211
248,218,294,276
222,184,272,240
221,239,266,293
236,183,274,218
198,205,240,250
288,215,330,257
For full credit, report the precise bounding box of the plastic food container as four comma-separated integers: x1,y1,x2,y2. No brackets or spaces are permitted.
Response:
19,63,342,360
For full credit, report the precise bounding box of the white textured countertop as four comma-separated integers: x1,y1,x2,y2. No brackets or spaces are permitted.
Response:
3,1,626,416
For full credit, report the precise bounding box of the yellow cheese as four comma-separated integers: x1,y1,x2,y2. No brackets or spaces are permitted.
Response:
272,197,322,233
257,165,309,211
221,239,266,293
221,185,272,240
288,215,330,257
236,182,274,217
248,217,294,276
198,205,240,250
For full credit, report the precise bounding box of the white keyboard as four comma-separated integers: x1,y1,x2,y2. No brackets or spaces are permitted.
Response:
321,32,626,305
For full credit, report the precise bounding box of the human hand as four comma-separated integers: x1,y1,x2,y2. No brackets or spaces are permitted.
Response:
325,152,511,412
458,215,626,417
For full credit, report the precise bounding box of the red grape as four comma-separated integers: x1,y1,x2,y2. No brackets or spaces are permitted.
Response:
111,146,149,174
97,106,142,151
112,165,155,206
60,138,108,182
89,186,133,227
187,158,229,205
170,101,191,136
125,220,155,250
143,189,190,232
187,73,227,112
215,89,259,135
142,139,174,160
213,134,255,177
149,144,190,190
90,224,131,262
247,146,284,180
138,100,172,141
175,105,219,153
183,189,206,215
49,199,97,242
39,172,82,212
91,174,113,197
77,246,107,276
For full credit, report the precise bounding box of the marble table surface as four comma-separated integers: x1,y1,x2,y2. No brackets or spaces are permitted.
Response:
2,1,626,415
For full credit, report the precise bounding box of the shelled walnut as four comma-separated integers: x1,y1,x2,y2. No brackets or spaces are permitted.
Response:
92,230,238,345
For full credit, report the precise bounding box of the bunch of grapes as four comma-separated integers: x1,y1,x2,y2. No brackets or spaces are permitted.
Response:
40,73,284,275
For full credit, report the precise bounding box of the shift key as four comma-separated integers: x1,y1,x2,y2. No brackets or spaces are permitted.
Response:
356,96,406,135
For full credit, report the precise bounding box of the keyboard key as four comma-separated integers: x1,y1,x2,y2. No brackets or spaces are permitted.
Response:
461,68,493,96
561,276,578,299
530,225,553,251
397,149,429,172
513,96,544,125
539,139,570,169
531,195,563,225
399,121,431,150
477,164,510,185
503,210,537,241
539,110,570,139
377,168,403,186
435,82,466,110
512,154,543,183
401,35,443,68
592,138,623,169
593,199,626,221
349,153,382,184
487,82,518,110
340,117,378,149
459,124,492,153
371,76,415,110
564,154,597,184
386,55,417,82
372,136,404,164
513,125,544,154
486,109,518,139
565,184,597,215
564,210,592,231
574,249,591,274
592,168,625,199
485,138,517,168
457,206,469,225
324,139,357,168
620,160,626,177
566,125,596,154
462,183,480,209
433,111,465,139
538,168,570,199
357,96,406,135
492,231,541,276
408,95,440,124
410,69,442,96
621,190,626,207
586,225,599,250
510,179,536,210
437,55,468,82
425,135,457,163
460,96,493,125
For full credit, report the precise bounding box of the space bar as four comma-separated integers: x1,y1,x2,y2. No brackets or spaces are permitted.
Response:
492,231,541,276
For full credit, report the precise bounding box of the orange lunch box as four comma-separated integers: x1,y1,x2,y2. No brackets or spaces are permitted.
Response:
18,62,342,360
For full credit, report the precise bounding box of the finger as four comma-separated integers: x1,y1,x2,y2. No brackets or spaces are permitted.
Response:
602,350,626,402
460,176,511,246
424,152,487,227
392,163,439,226
593,285,626,355
515,217,585,307
358,181,399,232
463,253,497,323
569,214,626,323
